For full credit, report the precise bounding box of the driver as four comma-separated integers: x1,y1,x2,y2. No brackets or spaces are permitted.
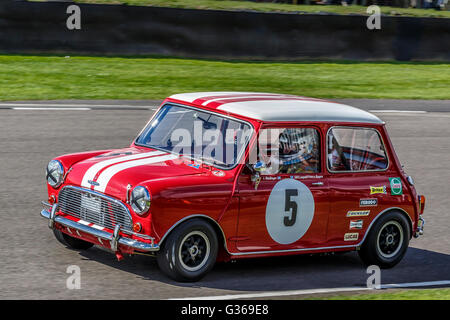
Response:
278,129,319,174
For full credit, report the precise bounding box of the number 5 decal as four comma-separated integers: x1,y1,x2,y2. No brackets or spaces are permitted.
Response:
266,179,315,244
284,189,298,226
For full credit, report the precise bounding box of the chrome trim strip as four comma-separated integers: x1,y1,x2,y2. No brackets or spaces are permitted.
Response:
326,126,390,174
134,102,255,171
40,209,159,252
230,244,357,256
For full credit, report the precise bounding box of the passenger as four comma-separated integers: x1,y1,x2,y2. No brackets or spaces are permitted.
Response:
328,135,347,170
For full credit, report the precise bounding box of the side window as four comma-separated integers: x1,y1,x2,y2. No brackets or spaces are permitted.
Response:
327,127,388,172
257,128,321,175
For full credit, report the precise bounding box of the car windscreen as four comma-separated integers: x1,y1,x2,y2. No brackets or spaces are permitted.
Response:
135,104,252,169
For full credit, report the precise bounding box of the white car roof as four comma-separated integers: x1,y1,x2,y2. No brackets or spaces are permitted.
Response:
169,92,383,124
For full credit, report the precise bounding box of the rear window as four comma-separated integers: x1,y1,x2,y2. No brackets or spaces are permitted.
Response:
327,127,388,172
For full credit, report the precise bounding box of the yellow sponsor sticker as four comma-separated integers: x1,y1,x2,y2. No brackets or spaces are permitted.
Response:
347,210,370,217
370,186,386,194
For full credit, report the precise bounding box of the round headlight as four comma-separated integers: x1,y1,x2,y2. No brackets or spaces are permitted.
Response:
130,186,151,215
46,160,64,188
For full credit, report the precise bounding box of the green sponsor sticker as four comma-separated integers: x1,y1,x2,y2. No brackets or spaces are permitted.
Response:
389,177,403,195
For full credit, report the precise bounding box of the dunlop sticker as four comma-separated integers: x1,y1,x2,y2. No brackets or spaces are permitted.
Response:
370,186,386,194
344,233,359,241
347,210,370,217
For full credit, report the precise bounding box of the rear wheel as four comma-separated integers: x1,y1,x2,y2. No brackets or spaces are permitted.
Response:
358,211,410,268
53,229,94,250
156,219,218,282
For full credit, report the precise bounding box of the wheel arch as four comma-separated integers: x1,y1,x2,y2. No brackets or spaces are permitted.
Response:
158,215,230,255
358,207,413,248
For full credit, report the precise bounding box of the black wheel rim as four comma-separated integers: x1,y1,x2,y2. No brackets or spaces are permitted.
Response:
179,231,210,272
377,221,403,258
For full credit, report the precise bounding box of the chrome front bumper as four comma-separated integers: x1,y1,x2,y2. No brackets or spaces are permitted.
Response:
40,203,159,253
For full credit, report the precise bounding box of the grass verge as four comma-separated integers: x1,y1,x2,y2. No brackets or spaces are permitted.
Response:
0,54,449,101
312,288,450,300
30,0,450,18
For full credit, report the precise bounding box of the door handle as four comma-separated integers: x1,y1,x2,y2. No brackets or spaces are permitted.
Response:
311,182,324,186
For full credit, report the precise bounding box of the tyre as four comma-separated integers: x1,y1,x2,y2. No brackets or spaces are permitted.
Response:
156,219,218,282
53,229,94,250
358,211,410,268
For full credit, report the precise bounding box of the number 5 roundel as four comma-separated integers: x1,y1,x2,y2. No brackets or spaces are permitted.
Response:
265,179,315,245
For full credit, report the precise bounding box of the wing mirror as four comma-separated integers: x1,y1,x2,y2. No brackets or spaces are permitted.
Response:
250,161,265,190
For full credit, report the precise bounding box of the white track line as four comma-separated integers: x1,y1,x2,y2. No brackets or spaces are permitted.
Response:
170,280,450,300
0,103,159,110
369,110,427,113
12,107,91,111
0,103,154,108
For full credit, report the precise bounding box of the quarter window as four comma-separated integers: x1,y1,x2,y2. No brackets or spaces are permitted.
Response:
327,127,388,172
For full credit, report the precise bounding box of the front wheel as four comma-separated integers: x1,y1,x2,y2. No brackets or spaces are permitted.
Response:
358,211,410,268
156,219,218,282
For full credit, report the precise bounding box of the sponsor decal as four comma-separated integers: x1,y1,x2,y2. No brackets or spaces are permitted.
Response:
344,233,359,241
263,176,278,181
360,198,378,207
370,186,386,194
347,210,370,217
212,170,225,177
350,220,364,230
265,179,315,245
188,163,201,169
389,177,403,195
298,175,323,180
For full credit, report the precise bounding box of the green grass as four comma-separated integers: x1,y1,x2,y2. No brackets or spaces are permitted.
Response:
0,55,449,101
30,0,450,18
314,288,450,300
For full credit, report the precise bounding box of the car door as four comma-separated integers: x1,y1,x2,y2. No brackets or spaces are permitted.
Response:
325,126,392,246
236,125,329,253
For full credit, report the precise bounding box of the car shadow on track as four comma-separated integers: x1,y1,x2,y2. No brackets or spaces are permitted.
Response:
77,246,450,292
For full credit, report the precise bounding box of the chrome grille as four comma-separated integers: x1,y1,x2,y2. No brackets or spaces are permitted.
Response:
58,186,132,232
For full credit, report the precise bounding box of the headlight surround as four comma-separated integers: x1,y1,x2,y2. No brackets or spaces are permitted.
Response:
46,160,64,188
130,186,151,215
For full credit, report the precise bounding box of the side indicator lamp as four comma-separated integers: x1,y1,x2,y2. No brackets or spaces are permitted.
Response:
418,195,426,215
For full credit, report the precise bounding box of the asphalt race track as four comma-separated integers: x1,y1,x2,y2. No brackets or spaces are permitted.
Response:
0,99,449,299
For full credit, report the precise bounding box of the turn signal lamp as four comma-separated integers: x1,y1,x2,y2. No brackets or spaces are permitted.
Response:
418,195,426,215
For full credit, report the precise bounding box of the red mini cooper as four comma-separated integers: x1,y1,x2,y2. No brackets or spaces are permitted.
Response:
41,92,425,281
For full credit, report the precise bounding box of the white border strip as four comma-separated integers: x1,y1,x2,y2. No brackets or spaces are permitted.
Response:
169,280,450,300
